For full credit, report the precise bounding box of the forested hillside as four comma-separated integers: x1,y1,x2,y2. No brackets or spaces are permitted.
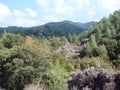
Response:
77,10,120,62
0,21,97,38
0,10,120,90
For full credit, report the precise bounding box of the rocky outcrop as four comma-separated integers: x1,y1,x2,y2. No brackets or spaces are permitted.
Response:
68,67,120,90
57,42,84,58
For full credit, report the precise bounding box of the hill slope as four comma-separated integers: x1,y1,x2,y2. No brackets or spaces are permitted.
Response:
79,10,120,60
0,21,97,38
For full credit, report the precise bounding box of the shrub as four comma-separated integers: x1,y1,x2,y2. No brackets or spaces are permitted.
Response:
71,57,113,70
46,59,69,90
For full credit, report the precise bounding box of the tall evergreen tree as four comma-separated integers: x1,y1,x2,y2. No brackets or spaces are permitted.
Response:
67,32,73,43
89,34,97,48
96,45,108,57
110,25,116,37
95,27,102,40
105,27,111,38
84,43,92,56
73,33,78,43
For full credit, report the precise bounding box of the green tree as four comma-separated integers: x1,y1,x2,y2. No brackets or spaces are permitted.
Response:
89,34,97,48
0,35,51,90
110,25,116,37
105,27,111,38
72,33,78,43
67,32,73,43
47,59,69,89
2,33,25,48
96,45,108,57
50,37,67,49
84,43,92,56
95,26,102,41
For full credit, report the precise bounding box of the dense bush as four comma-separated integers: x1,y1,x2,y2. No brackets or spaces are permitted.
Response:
47,59,69,90
81,57,113,69
0,34,51,90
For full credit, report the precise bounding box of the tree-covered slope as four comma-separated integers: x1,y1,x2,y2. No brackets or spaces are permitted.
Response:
0,20,97,38
78,10,120,61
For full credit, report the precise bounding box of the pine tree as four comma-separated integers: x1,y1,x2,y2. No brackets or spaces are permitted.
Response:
84,43,92,56
105,27,111,38
110,25,116,37
73,33,78,43
95,27,102,40
67,32,73,43
89,34,97,48
96,45,107,57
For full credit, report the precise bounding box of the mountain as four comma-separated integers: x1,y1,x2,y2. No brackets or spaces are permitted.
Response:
41,20,97,33
79,21,97,29
0,20,97,38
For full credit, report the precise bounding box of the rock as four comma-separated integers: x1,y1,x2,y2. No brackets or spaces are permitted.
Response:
114,72,120,90
103,82,116,90
67,68,118,90
56,42,84,58
95,71,111,90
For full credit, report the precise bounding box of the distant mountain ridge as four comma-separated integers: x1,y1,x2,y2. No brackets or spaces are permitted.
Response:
0,20,97,37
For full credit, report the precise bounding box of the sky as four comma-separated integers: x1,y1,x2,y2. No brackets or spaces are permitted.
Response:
0,0,120,27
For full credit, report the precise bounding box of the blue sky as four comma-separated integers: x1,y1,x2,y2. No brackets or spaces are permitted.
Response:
0,0,120,27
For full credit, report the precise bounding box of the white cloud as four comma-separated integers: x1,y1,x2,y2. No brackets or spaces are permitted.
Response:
37,0,50,13
37,0,48,8
13,10,25,17
25,8,38,17
0,4,11,22
54,0,74,16
37,0,92,22
36,0,120,23
1,0,120,26
54,5,73,16
102,0,120,12
76,0,90,9
55,0,65,7
0,3,39,27
44,16,59,22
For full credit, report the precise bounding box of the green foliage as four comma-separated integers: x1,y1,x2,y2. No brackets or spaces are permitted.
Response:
47,59,69,90
84,43,92,56
110,25,116,37
67,32,79,43
72,33,79,43
2,33,25,48
78,10,120,61
78,57,112,70
67,32,73,43
104,27,112,38
113,56,120,69
95,26,102,41
89,34,97,48
96,45,108,57
0,34,51,90
51,51,75,72
50,37,67,49
83,34,98,57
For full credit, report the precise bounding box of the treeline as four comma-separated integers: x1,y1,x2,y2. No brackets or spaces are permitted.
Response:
0,21,97,39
